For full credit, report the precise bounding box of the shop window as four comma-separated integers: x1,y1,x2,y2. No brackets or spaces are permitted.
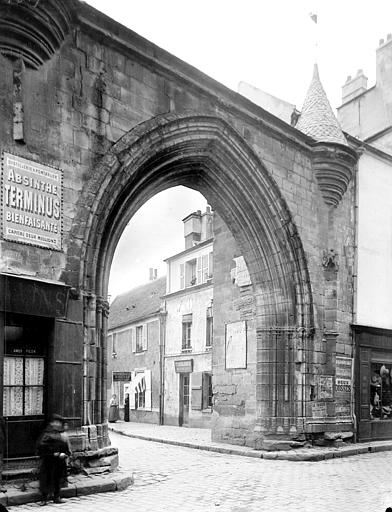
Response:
370,363,392,419
3,322,45,417
130,370,151,410
135,389,145,409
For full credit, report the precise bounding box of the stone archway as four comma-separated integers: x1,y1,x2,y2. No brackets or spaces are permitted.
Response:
65,113,314,442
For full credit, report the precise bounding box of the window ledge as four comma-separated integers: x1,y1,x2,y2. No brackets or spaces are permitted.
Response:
202,407,212,414
181,348,192,353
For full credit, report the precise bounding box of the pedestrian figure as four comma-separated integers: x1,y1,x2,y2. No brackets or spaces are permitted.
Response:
36,414,70,506
108,394,119,423
124,393,130,422
60,421,73,487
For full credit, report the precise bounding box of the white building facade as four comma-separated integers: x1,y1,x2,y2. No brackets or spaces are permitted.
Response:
163,208,214,427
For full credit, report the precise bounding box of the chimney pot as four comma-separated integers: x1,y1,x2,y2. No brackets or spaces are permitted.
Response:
388,33,392,40
380,38,385,46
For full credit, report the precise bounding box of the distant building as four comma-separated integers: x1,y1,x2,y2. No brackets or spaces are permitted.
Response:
107,275,166,424
163,208,214,427
338,35,392,441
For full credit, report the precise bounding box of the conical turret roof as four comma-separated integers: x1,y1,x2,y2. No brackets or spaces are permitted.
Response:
296,64,347,145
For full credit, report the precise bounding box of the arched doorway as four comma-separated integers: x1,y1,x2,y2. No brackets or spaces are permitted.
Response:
65,113,313,445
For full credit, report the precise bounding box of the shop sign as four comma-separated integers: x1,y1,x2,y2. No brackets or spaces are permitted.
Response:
317,375,333,399
225,320,247,369
113,372,132,382
1,152,63,250
175,359,193,373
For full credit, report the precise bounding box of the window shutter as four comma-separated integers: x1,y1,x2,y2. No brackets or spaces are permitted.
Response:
180,263,185,289
142,324,148,350
202,254,208,282
191,372,203,410
196,256,202,284
145,370,152,410
131,328,136,353
209,251,213,278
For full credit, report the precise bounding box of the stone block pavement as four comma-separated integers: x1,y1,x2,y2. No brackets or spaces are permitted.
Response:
10,430,392,511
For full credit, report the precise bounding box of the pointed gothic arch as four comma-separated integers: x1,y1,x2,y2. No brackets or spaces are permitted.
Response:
65,113,314,436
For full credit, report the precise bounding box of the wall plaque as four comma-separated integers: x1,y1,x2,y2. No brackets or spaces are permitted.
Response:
225,320,247,369
1,152,63,250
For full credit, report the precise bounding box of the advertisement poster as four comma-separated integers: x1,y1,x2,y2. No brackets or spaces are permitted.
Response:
1,152,63,250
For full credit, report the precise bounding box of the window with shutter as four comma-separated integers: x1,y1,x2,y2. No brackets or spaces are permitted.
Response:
202,254,208,282
131,328,136,353
196,256,202,284
191,372,203,410
136,325,143,352
182,314,192,351
208,251,213,278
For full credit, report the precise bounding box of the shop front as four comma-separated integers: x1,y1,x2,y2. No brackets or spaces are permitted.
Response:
0,273,72,458
354,325,392,441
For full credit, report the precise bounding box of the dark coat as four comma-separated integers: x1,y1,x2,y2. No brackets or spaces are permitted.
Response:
36,425,69,497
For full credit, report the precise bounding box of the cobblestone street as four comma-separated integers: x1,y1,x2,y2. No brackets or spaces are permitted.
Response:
10,431,392,511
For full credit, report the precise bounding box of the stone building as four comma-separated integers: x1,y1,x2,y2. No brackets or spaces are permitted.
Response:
163,208,214,428
107,275,165,424
338,34,392,442
0,0,360,468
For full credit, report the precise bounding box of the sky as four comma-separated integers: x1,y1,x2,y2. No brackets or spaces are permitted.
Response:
84,0,392,299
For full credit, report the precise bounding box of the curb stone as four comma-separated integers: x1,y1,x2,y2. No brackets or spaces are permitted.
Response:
109,425,392,462
4,472,133,507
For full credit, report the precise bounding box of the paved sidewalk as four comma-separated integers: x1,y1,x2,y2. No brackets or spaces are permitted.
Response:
109,420,392,461
0,468,132,508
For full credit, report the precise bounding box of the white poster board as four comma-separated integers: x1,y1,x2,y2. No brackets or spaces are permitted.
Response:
225,321,247,369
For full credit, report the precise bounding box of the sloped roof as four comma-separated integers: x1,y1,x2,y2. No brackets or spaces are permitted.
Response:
109,276,166,330
296,64,347,145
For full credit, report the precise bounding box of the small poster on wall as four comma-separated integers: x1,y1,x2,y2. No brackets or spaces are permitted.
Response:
225,320,247,369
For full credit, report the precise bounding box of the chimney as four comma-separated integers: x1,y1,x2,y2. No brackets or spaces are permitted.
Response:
149,268,157,281
201,206,213,240
341,69,368,104
182,210,202,249
376,34,392,103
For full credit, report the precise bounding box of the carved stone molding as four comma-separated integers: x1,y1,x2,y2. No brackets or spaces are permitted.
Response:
312,143,358,207
0,0,75,69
